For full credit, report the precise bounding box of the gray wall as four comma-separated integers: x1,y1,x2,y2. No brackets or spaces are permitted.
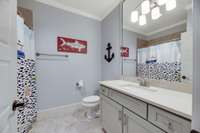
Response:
122,29,138,76
187,9,193,33
18,0,102,110
192,0,200,131
101,4,122,80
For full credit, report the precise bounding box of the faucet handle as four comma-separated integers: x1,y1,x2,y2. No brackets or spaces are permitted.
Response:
144,79,150,87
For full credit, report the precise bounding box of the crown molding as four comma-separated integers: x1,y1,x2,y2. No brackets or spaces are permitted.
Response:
35,0,122,21
123,25,147,35
124,20,187,36
146,20,187,36
100,0,122,20
35,0,102,21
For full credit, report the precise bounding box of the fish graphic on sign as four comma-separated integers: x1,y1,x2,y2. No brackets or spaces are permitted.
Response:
57,37,87,54
121,47,129,57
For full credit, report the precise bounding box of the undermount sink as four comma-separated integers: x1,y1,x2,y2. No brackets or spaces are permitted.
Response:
119,84,158,92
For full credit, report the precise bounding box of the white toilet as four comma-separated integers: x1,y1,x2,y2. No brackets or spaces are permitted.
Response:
82,95,100,119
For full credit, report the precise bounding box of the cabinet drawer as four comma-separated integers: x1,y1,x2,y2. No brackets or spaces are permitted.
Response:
148,105,191,133
124,109,165,133
109,89,147,119
100,86,109,96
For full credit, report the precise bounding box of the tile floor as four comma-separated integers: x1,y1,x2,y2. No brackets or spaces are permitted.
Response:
29,107,103,133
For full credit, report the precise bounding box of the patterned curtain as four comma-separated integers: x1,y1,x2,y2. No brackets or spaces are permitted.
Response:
17,58,37,133
137,41,181,81
17,15,37,133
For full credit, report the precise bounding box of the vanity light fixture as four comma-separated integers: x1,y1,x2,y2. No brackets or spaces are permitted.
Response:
151,6,162,20
130,0,176,26
131,10,139,23
139,15,147,26
141,0,150,14
166,0,177,11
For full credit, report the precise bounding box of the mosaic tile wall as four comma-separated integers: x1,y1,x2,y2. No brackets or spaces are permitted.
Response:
17,57,37,133
137,62,181,82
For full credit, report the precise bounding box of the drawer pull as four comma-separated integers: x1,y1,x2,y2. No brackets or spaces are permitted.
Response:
168,122,174,131
123,114,128,125
118,111,122,121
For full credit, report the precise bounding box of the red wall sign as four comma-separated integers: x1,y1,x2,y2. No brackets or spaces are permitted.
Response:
57,36,87,54
121,47,129,57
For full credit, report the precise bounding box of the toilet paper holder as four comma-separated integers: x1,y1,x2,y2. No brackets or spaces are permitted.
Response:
76,80,84,88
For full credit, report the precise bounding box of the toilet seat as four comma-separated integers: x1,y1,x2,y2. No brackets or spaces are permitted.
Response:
82,95,100,107
83,96,100,103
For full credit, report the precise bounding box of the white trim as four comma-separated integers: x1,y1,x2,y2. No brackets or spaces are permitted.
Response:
34,0,122,21
38,102,81,113
37,102,82,121
100,0,122,20
35,0,102,21
124,20,187,36
146,20,187,36
123,25,147,35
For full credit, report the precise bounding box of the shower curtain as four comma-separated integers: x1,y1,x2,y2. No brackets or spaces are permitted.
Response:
17,15,37,133
137,41,181,81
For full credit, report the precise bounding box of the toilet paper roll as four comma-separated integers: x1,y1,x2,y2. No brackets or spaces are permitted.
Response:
76,80,84,88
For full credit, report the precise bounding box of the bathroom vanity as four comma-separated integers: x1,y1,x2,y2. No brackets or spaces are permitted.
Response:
99,80,192,133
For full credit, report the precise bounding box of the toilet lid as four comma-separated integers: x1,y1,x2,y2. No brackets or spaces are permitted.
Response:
83,96,100,103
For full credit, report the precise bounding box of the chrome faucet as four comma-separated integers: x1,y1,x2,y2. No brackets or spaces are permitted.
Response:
137,78,150,87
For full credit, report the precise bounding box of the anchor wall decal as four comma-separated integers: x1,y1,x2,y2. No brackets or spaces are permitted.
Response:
104,43,114,63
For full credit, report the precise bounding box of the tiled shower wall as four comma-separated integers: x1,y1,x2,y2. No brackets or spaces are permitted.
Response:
137,62,181,82
17,57,37,133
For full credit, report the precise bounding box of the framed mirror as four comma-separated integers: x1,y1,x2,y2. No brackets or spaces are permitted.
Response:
122,0,192,83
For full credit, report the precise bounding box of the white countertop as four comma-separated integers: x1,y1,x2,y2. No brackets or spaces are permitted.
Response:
99,80,192,120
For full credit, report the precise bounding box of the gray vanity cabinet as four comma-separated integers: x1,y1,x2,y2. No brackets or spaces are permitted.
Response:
148,105,191,133
100,86,191,133
101,94,123,133
123,109,165,133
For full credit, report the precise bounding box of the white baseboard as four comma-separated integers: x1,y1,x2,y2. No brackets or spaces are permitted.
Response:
37,102,82,121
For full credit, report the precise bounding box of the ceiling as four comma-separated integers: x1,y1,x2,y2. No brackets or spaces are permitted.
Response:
35,0,121,20
123,0,192,36
34,0,192,36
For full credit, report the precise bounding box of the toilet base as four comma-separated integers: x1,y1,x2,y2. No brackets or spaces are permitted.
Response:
84,105,99,120
82,95,100,120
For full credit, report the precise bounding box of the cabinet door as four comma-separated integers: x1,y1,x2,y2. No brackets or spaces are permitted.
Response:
101,94,123,133
123,109,165,133
181,32,193,81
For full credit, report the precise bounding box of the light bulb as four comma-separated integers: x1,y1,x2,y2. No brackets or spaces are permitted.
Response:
151,6,162,20
131,10,139,23
157,0,166,6
141,0,150,15
139,15,147,26
166,0,176,11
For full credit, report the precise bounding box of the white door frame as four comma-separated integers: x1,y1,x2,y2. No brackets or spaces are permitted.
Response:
0,0,18,132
